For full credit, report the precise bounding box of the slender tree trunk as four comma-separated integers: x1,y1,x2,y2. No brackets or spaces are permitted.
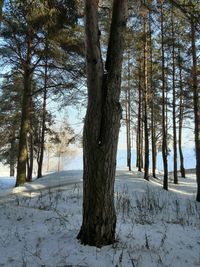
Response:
27,97,33,182
141,108,144,169
178,47,185,178
37,49,48,178
126,53,131,171
27,130,33,182
47,146,50,172
191,19,200,202
149,12,156,178
77,0,127,247
9,134,15,177
137,60,142,172
0,0,3,22
136,128,139,167
160,1,168,190
172,9,178,184
143,10,149,181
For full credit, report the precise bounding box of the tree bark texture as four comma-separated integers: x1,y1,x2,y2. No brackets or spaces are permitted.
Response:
77,0,128,247
191,19,200,202
16,68,32,186
16,34,33,186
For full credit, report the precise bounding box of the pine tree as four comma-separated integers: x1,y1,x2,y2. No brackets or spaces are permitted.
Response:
77,0,128,247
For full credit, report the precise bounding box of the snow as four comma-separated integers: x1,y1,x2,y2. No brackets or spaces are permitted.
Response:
0,169,200,266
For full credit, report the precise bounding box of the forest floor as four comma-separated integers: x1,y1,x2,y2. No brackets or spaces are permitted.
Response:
0,169,200,267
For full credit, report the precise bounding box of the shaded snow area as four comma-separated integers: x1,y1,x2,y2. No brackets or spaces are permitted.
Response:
0,169,200,267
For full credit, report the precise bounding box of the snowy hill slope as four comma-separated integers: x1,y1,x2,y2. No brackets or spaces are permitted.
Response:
0,169,199,267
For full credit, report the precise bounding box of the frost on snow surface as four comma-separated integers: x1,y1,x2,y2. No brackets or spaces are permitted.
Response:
0,169,200,267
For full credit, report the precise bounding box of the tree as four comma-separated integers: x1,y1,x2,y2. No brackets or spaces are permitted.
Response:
0,0,3,22
142,3,149,181
1,0,81,185
191,18,200,201
160,0,168,190
171,6,178,184
0,72,22,176
77,0,128,247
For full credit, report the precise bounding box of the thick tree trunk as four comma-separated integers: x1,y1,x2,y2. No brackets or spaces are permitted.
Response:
143,11,149,181
16,69,32,186
77,0,127,247
191,19,200,202
16,34,33,186
178,47,185,178
160,1,168,190
172,10,178,184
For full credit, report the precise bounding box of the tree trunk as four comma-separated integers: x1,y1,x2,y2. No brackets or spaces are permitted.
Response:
178,46,185,178
77,0,127,247
47,146,50,172
143,10,149,181
16,69,32,186
126,53,131,171
149,12,156,178
137,60,142,172
160,1,168,190
37,48,48,178
27,96,33,182
0,0,3,22
191,19,200,202
16,34,33,186
9,134,15,177
172,9,178,184
27,130,33,182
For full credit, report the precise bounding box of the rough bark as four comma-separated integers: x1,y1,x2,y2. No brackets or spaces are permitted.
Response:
191,19,200,202
16,34,33,186
77,0,128,247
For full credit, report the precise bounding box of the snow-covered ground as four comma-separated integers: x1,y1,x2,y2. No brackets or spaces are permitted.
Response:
0,169,200,267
